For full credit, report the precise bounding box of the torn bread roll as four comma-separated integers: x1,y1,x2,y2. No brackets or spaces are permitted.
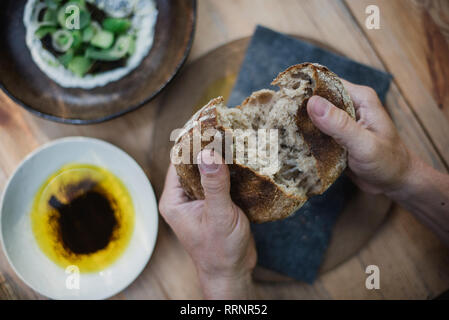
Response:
172,63,355,223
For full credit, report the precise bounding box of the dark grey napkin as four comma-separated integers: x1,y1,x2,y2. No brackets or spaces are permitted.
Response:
228,26,392,283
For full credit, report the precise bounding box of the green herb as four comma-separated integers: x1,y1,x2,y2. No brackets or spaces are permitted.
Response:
43,8,58,25
35,26,57,39
70,30,82,49
90,29,114,49
82,25,95,42
102,18,131,34
35,0,135,76
78,10,91,29
86,35,132,61
67,56,92,76
58,49,74,67
128,36,136,55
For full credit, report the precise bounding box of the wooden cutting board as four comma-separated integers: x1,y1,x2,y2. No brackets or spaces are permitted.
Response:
149,37,392,282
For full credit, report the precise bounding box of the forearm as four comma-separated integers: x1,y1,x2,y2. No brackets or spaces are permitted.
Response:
387,156,449,246
198,270,257,299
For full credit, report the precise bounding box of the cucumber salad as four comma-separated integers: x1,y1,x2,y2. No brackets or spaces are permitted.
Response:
24,0,158,89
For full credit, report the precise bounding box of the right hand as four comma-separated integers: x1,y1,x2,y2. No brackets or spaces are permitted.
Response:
306,80,413,194
158,151,257,299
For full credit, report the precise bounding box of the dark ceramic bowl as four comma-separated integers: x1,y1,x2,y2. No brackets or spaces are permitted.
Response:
0,0,196,124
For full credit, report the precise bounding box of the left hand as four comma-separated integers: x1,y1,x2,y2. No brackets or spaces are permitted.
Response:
158,150,257,299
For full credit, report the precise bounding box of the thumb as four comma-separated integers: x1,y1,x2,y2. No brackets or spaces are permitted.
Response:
197,150,235,222
307,95,369,153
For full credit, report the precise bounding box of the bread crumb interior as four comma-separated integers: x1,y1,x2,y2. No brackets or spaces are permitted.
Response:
216,74,321,197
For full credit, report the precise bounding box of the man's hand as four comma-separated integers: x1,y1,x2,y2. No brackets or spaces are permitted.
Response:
307,80,449,246
307,80,412,194
159,150,257,299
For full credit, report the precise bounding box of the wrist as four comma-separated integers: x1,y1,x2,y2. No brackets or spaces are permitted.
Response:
385,154,427,201
197,268,256,299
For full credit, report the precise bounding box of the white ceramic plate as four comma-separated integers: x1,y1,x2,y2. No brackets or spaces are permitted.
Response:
0,137,158,299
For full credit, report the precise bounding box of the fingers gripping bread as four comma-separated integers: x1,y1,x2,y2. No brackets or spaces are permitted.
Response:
172,63,355,223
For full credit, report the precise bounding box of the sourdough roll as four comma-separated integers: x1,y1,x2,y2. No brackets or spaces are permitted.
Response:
172,63,355,223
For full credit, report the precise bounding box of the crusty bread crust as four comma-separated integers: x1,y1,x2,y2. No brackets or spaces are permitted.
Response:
173,63,355,223
273,63,355,196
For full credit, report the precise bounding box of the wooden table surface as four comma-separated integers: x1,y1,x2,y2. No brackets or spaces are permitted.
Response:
1,0,449,300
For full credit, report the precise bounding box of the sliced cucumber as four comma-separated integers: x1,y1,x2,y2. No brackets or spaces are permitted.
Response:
90,29,114,49
35,26,57,39
67,56,92,76
102,18,131,34
43,8,58,25
37,0,135,77
58,49,74,67
52,29,73,52
128,36,136,55
79,10,91,29
85,35,132,61
115,35,132,55
85,46,121,61
70,30,82,49
82,25,95,42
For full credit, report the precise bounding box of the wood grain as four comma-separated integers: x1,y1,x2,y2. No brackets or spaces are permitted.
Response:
0,0,448,300
345,0,449,167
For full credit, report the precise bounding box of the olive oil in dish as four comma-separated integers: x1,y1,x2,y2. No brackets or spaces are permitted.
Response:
30,163,134,272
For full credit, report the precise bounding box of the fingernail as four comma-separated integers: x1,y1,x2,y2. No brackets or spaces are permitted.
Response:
310,96,330,117
197,150,219,174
